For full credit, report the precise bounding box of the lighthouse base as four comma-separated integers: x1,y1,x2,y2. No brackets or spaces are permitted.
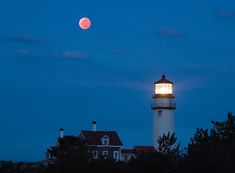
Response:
152,109,174,150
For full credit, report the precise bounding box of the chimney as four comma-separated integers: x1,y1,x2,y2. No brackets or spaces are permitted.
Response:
60,128,64,138
92,121,97,132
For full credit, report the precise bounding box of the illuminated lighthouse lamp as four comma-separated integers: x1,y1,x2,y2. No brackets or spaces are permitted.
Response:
154,75,173,95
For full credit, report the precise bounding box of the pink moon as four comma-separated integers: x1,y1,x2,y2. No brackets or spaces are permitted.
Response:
79,17,91,30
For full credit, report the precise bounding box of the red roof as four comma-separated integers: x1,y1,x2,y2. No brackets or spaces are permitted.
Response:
134,146,155,152
80,130,123,146
121,149,135,154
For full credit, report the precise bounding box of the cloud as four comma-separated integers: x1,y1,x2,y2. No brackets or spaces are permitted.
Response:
157,28,184,37
217,10,235,17
180,63,230,73
119,80,152,91
62,51,87,59
112,49,134,57
2,35,47,45
72,79,152,92
16,49,30,57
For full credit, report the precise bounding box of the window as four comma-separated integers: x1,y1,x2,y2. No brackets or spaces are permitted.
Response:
103,139,109,145
102,135,109,146
103,151,108,158
155,83,173,94
92,150,98,159
113,151,119,160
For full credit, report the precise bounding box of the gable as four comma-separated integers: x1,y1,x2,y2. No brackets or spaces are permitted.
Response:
102,134,109,140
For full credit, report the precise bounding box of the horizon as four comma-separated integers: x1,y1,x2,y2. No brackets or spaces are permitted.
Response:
1,0,235,161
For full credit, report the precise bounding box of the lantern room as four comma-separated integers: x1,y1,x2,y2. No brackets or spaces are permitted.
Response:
154,75,173,95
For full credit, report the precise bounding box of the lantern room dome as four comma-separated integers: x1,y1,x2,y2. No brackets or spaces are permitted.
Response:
154,75,173,95
154,75,173,84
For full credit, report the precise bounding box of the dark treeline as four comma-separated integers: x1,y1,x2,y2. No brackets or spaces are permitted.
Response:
1,112,235,173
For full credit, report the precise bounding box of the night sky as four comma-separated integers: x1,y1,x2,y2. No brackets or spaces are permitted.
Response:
1,0,235,161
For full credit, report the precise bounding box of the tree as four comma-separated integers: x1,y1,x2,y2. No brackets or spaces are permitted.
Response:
127,133,182,173
157,132,181,173
46,136,91,173
186,112,235,173
0,161,14,172
157,132,181,156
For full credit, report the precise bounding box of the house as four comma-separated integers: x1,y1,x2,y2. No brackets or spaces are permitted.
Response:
46,121,155,162
80,121,123,160
80,131,123,160
121,146,155,162
121,149,136,162
133,146,155,154
47,121,123,161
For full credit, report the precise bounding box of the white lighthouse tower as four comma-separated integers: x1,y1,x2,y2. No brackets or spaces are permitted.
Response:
151,75,176,150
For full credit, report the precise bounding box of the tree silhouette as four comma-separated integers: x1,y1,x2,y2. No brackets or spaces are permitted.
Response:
157,132,181,156
186,112,235,173
2,112,235,173
0,161,13,172
46,136,91,173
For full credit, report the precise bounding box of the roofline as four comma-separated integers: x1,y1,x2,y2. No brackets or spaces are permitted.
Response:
88,144,123,147
102,134,110,139
81,130,118,133
154,75,173,84
80,131,123,146
154,81,173,84
79,132,85,139
134,145,155,149
121,153,136,155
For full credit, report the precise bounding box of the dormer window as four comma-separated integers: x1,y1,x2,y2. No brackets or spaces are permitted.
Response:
102,135,109,146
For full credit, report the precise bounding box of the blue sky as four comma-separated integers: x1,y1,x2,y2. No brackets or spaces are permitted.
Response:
0,0,235,161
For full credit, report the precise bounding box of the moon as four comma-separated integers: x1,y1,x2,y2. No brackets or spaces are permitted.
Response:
79,17,91,30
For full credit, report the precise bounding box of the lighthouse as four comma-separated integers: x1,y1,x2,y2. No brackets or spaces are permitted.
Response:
151,75,176,150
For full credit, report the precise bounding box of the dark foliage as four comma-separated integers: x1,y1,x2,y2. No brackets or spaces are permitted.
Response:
2,112,235,173
125,132,181,173
158,132,181,156
183,112,235,173
0,161,13,172
46,136,91,173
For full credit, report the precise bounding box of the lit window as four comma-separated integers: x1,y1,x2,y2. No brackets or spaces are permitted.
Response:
155,83,173,94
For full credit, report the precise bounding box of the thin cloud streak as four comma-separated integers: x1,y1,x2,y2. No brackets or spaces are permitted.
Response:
2,35,48,45
157,28,184,37
62,51,87,59
112,49,135,57
76,79,152,92
16,49,30,57
217,10,235,17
